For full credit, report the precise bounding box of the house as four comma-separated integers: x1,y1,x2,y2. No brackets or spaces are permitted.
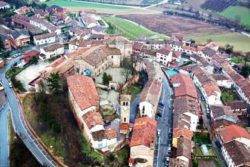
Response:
222,140,250,167
74,46,121,77
217,124,250,146
139,59,163,119
46,5,64,15
67,75,99,119
147,39,165,50
120,95,131,134
0,1,10,10
172,128,193,148
67,75,117,152
210,105,238,123
202,47,217,59
165,40,183,51
80,13,97,28
30,16,61,35
173,96,200,131
225,101,249,117
23,50,40,63
132,42,144,56
211,119,236,136
129,117,157,167
15,6,33,15
34,9,48,18
11,29,30,47
170,73,198,99
40,43,64,59
33,33,56,46
69,37,103,52
172,136,192,167
191,66,222,105
212,74,233,89
156,46,173,66
105,35,132,58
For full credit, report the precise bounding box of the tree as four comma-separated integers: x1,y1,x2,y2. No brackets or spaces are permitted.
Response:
225,44,234,55
244,52,250,67
29,56,39,64
121,57,135,82
47,72,61,94
0,36,4,51
102,72,112,85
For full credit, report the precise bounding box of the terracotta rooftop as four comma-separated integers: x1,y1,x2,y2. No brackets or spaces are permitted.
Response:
67,75,99,111
225,100,249,111
176,136,192,160
43,43,64,52
157,46,171,55
82,46,121,67
82,110,103,130
34,32,56,40
219,125,250,143
92,129,117,141
130,117,157,147
0,1,9,7
170,73,198,99
173,128,193,140
223,140,250,166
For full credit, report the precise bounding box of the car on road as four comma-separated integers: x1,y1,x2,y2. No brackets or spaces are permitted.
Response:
157,129,161,136
159,102,164,107
8,81,12,88
157,112,162,117
200,96,205,101
168,146,171,153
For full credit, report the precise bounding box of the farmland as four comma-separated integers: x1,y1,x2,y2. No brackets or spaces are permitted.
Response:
220,6,250,29
201,0,237,12
45,0,130,9
120,14,250,52
103,16,167,40
120,14,227,36
189,32,250,52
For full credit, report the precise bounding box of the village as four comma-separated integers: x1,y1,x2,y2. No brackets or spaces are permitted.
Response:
0,1,250,167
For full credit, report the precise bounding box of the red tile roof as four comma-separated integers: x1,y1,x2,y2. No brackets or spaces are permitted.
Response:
82,110,103,130
170,73,198,99
92,129,117,141
173,128,193,140
67,75,99,110
130,117,157,147
219,125,250,143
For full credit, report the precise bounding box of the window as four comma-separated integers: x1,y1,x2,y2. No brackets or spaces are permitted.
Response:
124,117,126,122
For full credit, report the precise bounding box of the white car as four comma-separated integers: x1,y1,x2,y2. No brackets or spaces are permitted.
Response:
157,129,161,136
9,81,12,88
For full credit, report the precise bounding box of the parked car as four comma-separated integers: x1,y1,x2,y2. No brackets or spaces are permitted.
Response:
157,129,161,136
157,112,162,117
159,102,164,107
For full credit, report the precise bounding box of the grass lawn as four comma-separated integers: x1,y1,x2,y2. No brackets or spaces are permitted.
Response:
45,0,130,9
103,16,168,40
220,6,250,29
190,32,250,52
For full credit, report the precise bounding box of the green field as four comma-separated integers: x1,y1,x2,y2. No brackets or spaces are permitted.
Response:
220,6,250,29
103,16,168,40
190,32,250,52
45,0,130,9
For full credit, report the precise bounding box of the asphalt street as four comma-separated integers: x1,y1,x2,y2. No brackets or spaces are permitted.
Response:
0,57,57,167
154,76,173,167
0,104,10,167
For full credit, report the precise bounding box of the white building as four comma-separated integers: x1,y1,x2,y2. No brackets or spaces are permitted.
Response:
156,47,173,66
33,33,56,46
0,1,10,10
40,43,64,59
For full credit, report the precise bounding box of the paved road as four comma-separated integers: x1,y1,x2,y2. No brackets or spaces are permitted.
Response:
154,75,173,167
0,104,10,167
0,58,58,167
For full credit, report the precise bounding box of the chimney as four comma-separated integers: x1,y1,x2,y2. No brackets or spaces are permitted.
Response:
150,136,155,150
